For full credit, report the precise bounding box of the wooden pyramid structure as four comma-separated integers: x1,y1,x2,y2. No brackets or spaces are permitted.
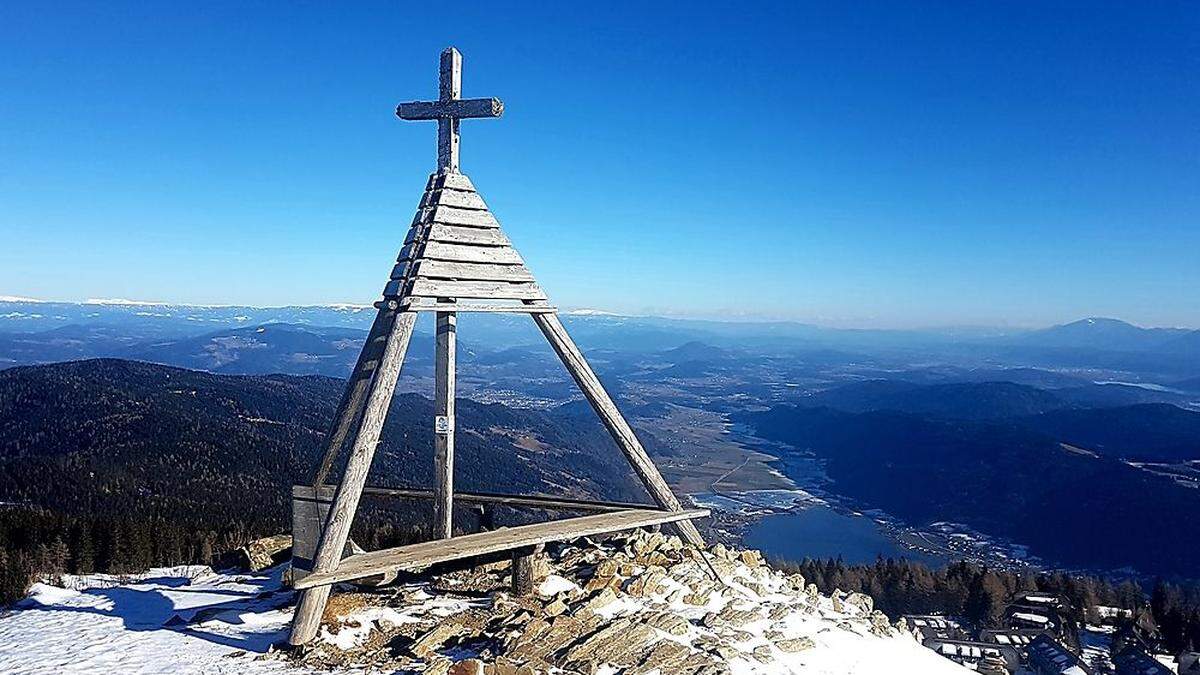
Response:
288,47,708,646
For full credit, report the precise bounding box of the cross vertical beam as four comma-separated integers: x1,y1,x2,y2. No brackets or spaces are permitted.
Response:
438,47,462,173
433,310,457,538
397,46,503,174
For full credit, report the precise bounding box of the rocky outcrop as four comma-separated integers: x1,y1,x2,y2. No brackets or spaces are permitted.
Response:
292,530,928,674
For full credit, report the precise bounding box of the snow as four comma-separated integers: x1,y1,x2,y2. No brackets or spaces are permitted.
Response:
84,298,170,306
0,566,308,675
536,573,580,596
0,295,44,303
0,558,970,675
1012,612,1050,624
566,308,624,316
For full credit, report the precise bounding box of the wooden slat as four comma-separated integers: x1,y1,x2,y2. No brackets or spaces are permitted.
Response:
426,172,476,192
413,260,534,282
421,189,488,211
293,508,709,589
403,301,557,314
408,278,547,301
406,223,510,247
424,205,499,228
401,241,524,265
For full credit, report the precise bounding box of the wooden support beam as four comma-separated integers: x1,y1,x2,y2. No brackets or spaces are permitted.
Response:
293,508,709,590
311,306,392,485
433,311,457,539
531,312,706,548
300,484,657,514
289,310,418,646
511,544,544,595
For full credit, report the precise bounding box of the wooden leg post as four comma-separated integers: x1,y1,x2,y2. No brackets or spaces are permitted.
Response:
289,310,418,646
532,313,705,548
511,544,543,595
433,310,457,539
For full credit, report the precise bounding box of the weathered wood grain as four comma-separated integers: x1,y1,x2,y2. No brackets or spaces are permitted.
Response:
395,97,504,120
289,310,418,645
402,300,557,314
401,241,524,265
408,278,547,301
293,508,709,589
423,204,500,228
396,47,503,173
511,544,543,595
433,311,456,539
531,312,706,548
426,172,476,192
412,259,535,282
406,223,510,247
421,189,488,211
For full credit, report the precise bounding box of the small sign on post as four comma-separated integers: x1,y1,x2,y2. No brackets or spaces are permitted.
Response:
434,415,451,435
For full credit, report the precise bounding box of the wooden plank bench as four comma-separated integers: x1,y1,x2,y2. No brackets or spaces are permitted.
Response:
293,506,709,590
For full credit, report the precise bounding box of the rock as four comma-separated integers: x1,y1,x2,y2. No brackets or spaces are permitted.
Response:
870,610,893,637
769,604,793,620
776,636,816,653
448,659,485,675
581,587,617,613
806,583,820,600
594,559,618,578
563,618,657,670
222,534,292,572
717,605,761,627
637,638,694,673
786,573,806,591
409,610,489,658
425,656,453,675
739,549,764,568
645,610,690,636
708,543,732,561
846,592,874,614
544,596,569,617
752,645,774,662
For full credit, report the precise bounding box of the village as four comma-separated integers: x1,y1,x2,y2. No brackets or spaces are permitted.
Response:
908,591,1199,675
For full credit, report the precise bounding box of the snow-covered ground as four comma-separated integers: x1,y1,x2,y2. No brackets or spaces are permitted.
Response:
0,566,307,675
0,558,968,674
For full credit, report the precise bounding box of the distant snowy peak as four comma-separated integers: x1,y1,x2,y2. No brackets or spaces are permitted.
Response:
84,298,174,306
0,295,45,303
566,308,625,317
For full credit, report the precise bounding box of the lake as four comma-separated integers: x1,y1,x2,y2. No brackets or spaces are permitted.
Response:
744,504,946,567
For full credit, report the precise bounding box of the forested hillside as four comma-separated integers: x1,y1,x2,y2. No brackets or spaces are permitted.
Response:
0,359,638,601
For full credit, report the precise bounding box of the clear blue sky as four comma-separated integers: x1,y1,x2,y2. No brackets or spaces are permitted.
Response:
1,2,1196,328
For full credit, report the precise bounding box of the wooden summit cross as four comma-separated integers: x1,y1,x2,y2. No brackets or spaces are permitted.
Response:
287,47,707,645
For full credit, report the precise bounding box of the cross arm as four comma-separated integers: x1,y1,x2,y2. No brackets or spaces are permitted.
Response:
396,98,504,120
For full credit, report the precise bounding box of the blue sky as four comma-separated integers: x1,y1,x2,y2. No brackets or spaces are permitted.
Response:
1,2,1196,328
